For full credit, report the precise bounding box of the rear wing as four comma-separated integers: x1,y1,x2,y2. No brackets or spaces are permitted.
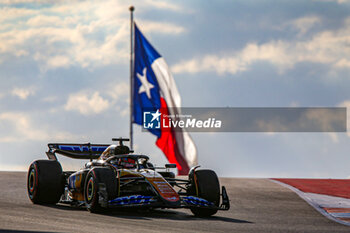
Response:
47,143,110,160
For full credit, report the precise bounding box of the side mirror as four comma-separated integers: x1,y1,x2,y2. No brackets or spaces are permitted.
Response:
165,163,176,168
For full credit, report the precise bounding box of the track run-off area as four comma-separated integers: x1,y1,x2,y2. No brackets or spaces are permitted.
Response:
0,172,349,233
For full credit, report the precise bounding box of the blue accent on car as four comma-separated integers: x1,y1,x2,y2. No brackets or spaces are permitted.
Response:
68,175,76,189
182,196,214,207
58,145,108,152
109,195,157,206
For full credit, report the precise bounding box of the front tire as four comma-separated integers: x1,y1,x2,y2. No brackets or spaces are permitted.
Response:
84,168,118,213
27,160,64,204
188,169,220,217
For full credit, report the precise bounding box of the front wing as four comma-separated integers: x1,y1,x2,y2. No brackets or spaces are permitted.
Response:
98,184,230,211
103,195,219,210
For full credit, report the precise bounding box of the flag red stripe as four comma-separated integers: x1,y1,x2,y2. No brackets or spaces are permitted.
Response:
156,98,190,175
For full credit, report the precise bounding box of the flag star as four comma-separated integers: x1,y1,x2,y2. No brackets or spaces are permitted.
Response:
137,67,154,99
151,109,161,122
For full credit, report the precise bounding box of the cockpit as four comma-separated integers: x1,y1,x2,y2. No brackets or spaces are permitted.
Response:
95,138,152,170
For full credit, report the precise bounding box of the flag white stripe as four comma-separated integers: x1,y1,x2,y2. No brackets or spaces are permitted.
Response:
151,57,198,167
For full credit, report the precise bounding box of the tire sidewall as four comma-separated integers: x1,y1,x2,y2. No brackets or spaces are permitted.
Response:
27,163,39,202
84,170,99,212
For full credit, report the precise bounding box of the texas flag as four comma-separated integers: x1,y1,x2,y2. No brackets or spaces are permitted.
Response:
132,23,197,175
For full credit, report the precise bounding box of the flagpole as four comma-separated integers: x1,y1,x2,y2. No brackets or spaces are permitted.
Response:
129,5,134,150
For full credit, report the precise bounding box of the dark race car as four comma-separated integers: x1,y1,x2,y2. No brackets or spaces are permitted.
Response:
27,138,230,217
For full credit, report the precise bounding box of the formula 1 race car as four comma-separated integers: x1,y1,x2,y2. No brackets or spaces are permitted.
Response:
27,138,230,217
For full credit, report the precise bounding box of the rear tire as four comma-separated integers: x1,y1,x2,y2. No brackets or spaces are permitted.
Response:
189,169,220,217
84,167,118,213
27,160,64,204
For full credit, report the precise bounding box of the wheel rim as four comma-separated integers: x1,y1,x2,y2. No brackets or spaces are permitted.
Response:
87,177,94,202
28,168,36,197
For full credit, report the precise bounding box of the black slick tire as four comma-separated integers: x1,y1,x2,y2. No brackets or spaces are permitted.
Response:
189,169,220,217
27,160,64,204
84,167,118,213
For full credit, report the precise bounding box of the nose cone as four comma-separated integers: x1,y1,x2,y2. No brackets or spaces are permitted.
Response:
142,170,180,205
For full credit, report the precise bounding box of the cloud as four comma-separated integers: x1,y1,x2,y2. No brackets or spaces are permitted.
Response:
45,55,71,69
107,82,129,102
65,91,110,115
303,108,345,132
290,15,321,36
0,7,36,23
63,82,129,117
314,0,350,4
137,20,185,34
26,14,79,28
338,100,350,137
256,119,289,132
0,112,77,142
0,0,55,3
334,58,350,68
11,87,36,100
0,0,185,71
143,0,182,12
41,96,58,103
172,16,350,76
172,41,291,75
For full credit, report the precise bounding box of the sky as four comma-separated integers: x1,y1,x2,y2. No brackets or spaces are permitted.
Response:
1,0,350,178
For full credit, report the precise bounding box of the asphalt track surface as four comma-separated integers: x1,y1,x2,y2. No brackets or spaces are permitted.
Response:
1,172,350,233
